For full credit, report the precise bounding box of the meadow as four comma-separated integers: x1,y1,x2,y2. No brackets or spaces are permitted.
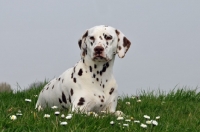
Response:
0,82,200,132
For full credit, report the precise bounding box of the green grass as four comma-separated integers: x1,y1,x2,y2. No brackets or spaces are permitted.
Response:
0,82,200,132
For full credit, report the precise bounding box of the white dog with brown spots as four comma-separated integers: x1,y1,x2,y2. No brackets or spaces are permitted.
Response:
35,25,131,113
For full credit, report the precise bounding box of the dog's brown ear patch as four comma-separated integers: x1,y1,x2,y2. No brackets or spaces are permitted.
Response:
82,30,88,38
123,37,131,50
78,39,82,49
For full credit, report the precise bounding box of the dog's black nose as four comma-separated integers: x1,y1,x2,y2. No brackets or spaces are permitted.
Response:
94,46,104,54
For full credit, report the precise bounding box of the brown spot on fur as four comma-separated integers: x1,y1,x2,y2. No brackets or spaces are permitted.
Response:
46,87,49,90
89,66,92,72
71,73,73,78
52,85,54,89
69,95,71,103
96,78,99,81
100,105,102,107
73,66,76,73
82,50,86,56
99,36,102,40
106,62,109,67
59,98,62,103
58,78,61,81
77,97,85,106
94,64,97,69
101,99,104,102
93,74,96,78
109,88,115,95
115,30,120,36
100,71,102,76
62,92,67,104
70,88,73,96
78,68,83,76
118,46,122,50
73,78,76,83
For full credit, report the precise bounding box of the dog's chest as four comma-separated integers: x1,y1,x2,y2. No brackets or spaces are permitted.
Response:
67,61,117,102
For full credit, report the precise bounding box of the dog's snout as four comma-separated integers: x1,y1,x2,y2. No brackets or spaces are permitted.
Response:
94,46,104,54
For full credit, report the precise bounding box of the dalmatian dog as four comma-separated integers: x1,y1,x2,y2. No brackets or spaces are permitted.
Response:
35,25,131,113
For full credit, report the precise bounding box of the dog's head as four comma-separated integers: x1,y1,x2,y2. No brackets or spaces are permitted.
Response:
78,25,131,62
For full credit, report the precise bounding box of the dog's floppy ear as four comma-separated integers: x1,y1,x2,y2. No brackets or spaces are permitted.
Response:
78,30,88,58
115,29,131,58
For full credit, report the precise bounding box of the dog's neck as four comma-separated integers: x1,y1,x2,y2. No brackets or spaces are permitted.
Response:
80,55,115,76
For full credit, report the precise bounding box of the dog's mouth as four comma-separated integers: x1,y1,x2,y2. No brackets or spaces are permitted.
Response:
93,54,108,61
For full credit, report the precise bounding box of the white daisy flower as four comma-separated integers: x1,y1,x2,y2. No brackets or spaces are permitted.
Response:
152,120,158,126
67,114,73,116
66,115,72,119
125,119,131,122
115,110,124,116
16,113,23,116
110,121,114,125
61,114,65,118
156,116,160,120
140,123,147,128
10,115,17,120
144,115,150,119
123,124,129,127
131,96,136,99
146,120,152,124
101,111,107,114
125,102,130,105
44,114,50,118
134,120,140,123
117,116,124,120
94,113,98,117
87,111,94,116
25,99,31,102
137,99,141,102
51,106,58,109
60,121,68,125
54,111,60,116
34,95,38,97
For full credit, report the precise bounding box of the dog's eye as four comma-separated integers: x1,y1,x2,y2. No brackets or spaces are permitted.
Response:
89,36,95,40
105,35,112,40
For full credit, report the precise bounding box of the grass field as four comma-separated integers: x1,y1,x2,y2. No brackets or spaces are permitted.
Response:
0,82,200,132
